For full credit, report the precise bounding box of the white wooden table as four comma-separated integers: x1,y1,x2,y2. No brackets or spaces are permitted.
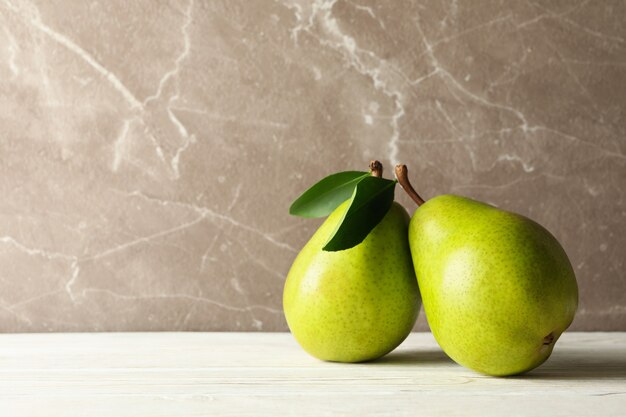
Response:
1,332,624,416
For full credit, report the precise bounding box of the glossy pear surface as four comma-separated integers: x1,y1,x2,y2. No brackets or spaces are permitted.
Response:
409,195,578,376
284,201,420,363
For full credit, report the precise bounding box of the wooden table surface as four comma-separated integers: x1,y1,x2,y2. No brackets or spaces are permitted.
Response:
1,332,625,416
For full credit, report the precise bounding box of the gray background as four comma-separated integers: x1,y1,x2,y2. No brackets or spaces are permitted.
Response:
0,0,624,331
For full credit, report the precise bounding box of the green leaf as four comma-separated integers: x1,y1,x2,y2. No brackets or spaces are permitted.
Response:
289,171,370,218
322,176,396,252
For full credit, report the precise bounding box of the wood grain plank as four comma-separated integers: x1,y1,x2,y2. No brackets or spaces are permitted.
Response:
1,332,624,416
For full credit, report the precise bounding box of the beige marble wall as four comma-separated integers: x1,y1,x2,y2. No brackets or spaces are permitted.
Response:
0,0,624,332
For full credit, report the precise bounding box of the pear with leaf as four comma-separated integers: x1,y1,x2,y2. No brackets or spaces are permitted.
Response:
284,161,420,362
395,165,578,376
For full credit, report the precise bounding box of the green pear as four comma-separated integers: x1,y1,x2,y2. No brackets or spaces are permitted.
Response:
284,201,420,363
395,165,578,376
410,194,578,376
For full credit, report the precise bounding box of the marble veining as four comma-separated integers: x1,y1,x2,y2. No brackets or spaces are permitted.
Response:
0,0,624,331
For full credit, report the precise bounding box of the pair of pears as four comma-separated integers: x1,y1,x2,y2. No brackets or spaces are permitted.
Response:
284,165,578,376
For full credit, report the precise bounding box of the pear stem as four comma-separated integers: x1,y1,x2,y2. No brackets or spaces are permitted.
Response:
369,160,383,178
395,164,425,206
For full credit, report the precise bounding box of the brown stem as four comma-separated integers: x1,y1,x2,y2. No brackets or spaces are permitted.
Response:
395,164,425,206
369,160,383,178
